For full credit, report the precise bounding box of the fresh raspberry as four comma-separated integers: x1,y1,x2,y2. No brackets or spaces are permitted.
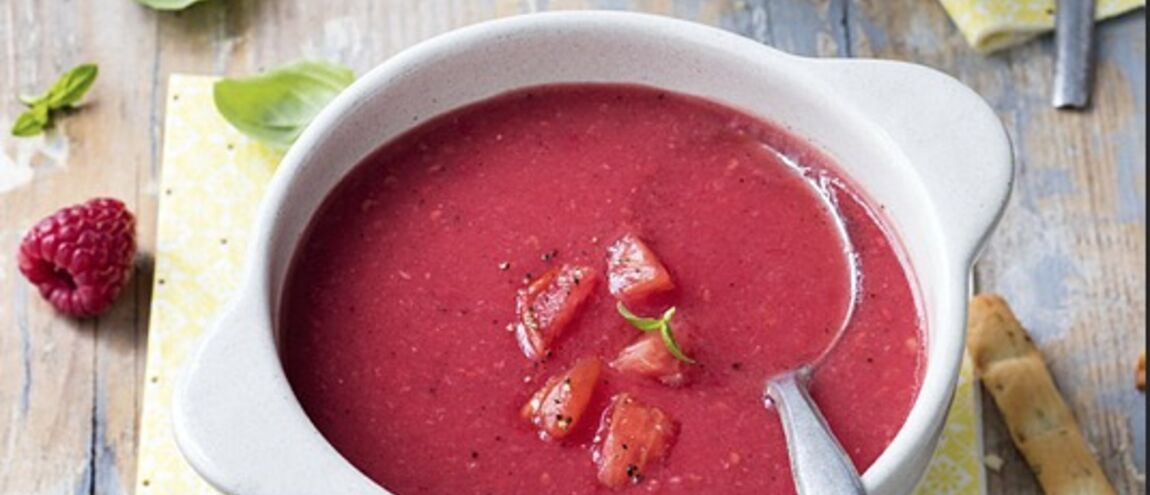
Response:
17,198,136,317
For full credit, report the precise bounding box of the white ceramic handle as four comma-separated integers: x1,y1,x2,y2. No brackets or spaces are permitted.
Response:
804,59,1014,267
173,291,386,495
799,58,1012,495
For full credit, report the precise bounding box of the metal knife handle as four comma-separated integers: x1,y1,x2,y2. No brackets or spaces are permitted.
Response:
1053,0,1096,108
766,371,866,495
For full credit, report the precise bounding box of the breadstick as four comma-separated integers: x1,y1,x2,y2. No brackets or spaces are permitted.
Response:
967,294,1116,495
1137,352,1145,392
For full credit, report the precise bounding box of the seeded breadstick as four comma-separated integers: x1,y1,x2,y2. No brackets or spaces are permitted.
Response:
967,294,1116,495
1137,352,1145,392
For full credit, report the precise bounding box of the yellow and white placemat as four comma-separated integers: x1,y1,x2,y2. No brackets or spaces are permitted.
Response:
135,75,280,494
939,0,1144,53
135,75,986,495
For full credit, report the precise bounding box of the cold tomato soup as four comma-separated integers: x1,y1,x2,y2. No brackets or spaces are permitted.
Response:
281,85,923,494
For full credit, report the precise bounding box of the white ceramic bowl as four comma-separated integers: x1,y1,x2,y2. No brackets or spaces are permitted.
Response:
174,11,1012,495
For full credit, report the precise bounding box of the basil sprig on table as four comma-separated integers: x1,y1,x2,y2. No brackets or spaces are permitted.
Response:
136,0,205,10
213,60,355,149
11,64,98,137
617,302,696,364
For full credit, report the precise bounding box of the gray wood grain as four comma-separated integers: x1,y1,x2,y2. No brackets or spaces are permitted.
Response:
0,1,1143,494
1,2,158,494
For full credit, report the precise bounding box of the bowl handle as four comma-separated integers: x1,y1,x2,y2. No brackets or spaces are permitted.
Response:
172,290,385,494
804,59,1014,265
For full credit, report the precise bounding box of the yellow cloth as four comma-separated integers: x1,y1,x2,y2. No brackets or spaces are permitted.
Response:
135,75,986,494
939,0,1144,53
135,75,280,494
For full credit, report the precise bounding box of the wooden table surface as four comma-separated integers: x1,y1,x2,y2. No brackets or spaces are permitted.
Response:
0,1,1144,494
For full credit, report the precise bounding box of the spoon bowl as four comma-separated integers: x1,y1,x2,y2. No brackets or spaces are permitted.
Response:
763,143,866,494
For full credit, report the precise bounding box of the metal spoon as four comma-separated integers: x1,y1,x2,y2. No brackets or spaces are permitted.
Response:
763,146,865,495
1053,0,1095,108
766,369,865,494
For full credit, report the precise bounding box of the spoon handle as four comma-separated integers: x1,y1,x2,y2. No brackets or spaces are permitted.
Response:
766,371,865,495
1052,0,1095,108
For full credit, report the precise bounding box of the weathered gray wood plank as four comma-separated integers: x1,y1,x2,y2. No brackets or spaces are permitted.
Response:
1,1,161,494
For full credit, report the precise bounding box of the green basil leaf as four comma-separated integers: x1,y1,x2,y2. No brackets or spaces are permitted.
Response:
616,302,665,331
19,94,43,106
43,64,99,108
136,0,205,10
10,63,98,137
213,59,355,149
11,104,50,137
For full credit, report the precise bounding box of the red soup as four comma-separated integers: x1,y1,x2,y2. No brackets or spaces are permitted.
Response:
281,85,923,494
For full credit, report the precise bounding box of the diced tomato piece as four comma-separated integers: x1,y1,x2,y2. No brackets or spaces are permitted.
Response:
606,234,674,304
610,329,690,387
514,264,598,360
521,357,603,440
593,394,677,488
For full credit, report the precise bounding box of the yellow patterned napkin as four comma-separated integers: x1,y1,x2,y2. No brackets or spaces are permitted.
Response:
135,75,985,495
135,75,281,494
939,0,1144,53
